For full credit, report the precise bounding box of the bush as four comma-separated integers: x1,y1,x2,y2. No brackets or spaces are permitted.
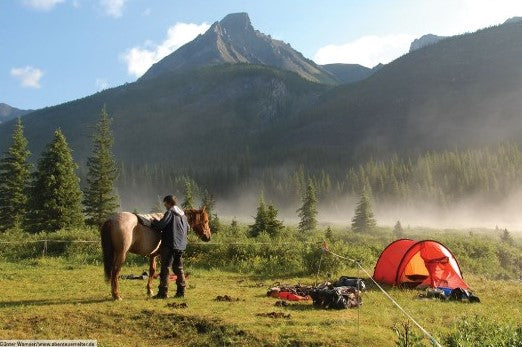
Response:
0,224,520,280
444,316,522,347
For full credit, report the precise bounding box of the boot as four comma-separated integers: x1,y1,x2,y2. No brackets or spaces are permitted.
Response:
153,275,169,299
175,284,185,298
152,289,168,299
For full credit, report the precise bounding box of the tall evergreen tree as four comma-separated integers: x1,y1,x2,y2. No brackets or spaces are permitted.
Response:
249,193,267,237
202,189,220,232
28,129,84,232
83,107,119,226
393,220,404,238
500,228,514,246
0,119,31,231
297,180,318,232
181,179,194,209
265,205,284,237
351,189,377,233
249,192,283,237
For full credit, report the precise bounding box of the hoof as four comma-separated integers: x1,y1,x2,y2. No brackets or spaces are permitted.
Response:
112,295,122,301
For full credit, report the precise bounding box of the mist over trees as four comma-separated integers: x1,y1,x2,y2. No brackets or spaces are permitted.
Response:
4,108,522,235
114,144,522,213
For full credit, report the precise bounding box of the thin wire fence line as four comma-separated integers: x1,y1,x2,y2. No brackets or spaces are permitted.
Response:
0,240,323,246
0,240,99,244
322,245,442,347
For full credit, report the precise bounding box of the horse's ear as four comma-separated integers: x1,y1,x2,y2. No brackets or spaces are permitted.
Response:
202,206,206,213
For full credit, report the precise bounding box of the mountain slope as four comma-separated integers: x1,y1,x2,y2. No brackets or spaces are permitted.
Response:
141,13,338,85
0,103,31,124
0,64,327,169
267,21,522,164
321,64,374,84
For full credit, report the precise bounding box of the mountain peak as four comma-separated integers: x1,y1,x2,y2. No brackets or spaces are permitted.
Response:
409,34,447,52
139,13,338,84
0,103,31,124
219,12,252,30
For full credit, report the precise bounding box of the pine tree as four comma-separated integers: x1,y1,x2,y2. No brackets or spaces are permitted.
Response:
393,220,404,238
202,189,220,232
265,204,284,237
28,129,84,232
297,180,318,232
181,179,194,209
351,189,377,233
500,228,514,246
0,119,31,231
325,226,333,241
249,193,283,237
249,193,267,237
83,107,119,226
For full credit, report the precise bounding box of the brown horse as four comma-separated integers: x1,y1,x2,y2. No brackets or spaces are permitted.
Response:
100,208,211,300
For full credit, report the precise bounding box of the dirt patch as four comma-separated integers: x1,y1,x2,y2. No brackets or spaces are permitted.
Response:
274,300,290,307
166,302,188,309
214,295,243,302
256,312,291,319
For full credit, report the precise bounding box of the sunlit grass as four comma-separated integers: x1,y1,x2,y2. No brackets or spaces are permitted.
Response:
0,258,520,346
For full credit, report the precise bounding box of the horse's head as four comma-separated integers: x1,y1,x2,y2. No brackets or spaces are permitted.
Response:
185,207,211,242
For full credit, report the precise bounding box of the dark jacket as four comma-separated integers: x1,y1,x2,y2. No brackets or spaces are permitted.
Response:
151,206,188,250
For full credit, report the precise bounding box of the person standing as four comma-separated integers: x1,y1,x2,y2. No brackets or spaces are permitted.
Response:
151,195,188,298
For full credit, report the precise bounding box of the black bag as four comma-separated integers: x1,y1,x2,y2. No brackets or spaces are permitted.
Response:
334,276,366,291
310,286,362,309
449,288,480,303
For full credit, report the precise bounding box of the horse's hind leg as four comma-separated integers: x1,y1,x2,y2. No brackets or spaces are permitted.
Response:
146,254,157,296
111,252,126,300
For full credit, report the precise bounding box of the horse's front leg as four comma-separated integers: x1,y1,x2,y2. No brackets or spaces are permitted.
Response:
147,254,158,296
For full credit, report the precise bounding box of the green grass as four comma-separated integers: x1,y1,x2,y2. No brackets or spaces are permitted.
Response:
0,258,520,346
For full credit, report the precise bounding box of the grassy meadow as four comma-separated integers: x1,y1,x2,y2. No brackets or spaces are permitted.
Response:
0,224,521,346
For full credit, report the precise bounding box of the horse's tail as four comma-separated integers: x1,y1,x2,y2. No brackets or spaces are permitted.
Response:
100,219,113,282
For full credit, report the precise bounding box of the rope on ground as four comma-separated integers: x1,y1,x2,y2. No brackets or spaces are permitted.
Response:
320,242,442,347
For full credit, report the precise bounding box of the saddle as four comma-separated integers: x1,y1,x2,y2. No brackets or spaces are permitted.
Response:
135,213,155,227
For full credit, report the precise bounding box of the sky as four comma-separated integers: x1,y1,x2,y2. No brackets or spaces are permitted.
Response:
1,0,522,110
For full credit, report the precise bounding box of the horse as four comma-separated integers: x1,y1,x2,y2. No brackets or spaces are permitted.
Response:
100,208,211,300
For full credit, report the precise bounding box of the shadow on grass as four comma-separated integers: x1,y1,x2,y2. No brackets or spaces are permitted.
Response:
0,297,111,308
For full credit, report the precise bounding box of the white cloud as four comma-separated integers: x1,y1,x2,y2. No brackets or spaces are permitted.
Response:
10,66,44,88
121,22,210,78
22,0,64,11
95,78,109,91
100,0,126,18
314,34,414,67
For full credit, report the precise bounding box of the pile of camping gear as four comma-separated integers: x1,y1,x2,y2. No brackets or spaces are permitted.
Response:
267,276,365,310
373,239,480,303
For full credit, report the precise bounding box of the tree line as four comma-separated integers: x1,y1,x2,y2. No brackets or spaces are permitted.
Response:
115,143,522,211
3,105,519,236
0,107,119,232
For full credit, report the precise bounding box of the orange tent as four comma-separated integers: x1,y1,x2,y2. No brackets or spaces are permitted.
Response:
373,239,469,289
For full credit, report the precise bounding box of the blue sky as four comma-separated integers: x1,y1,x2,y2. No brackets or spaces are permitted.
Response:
2,0,522,110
